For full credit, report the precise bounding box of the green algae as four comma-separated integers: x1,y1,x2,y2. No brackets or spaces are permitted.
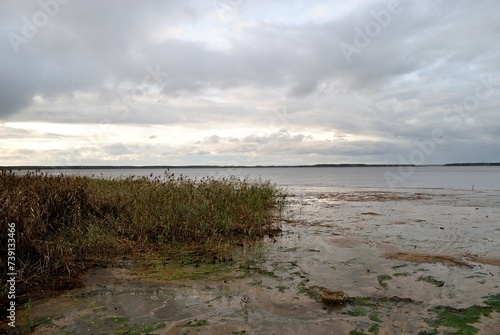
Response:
177,319,209,327
377,275,393,290
92,306,108,312
393,272,411,277
350,295,417,307
483,293,500,312
297,281,324,302
368,323,380,334
369,311,382,323
349,330,368,335
340,258,359,266
106,316,130,323
114,321,166,335
417,330,440,335
422,294,500,335
418,275,445,287
276,285,287,292
348,306,367,316
133,257,244,282
425,305,490,335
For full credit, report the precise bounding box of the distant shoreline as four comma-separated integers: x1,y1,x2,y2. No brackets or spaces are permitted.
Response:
2,162,499,170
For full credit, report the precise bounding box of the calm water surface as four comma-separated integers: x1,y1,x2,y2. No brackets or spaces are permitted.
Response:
41,166,500,192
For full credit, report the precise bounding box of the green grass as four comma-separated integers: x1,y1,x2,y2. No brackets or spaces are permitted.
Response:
0,170,285,300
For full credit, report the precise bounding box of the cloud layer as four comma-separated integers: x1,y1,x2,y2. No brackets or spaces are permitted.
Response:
1,0,499,165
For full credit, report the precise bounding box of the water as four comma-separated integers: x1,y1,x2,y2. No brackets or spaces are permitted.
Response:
41,165,500,192
18,165,500,334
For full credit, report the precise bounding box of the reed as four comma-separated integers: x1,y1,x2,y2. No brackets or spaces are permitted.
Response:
0,170,285,294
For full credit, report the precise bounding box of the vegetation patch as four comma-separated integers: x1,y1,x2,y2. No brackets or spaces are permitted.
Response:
298,281,325,302
377,275,393,290
368,323,380,334
349,330,368,335
0,171,285,311
106,316,130,323
349,296,417,307
425,305,490,335
385,252,472,268
348,306,367,316
133,257,241,282
393,272,411,277
483,293,500,311
112,320,166,335
177,319,209,327
422,294,500,334
418,275,445,287
368,311,382,323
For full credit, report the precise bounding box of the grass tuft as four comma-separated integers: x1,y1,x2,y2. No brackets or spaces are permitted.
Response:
0,170,285,298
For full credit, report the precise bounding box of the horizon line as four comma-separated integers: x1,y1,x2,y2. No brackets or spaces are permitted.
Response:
2,162,500,170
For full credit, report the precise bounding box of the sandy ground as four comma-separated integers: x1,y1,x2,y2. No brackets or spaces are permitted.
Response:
11,188,500,334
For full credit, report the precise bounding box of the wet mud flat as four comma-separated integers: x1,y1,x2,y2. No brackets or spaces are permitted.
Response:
13,188,500,334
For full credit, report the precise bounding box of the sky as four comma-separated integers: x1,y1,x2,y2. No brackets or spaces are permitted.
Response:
1,0,499,166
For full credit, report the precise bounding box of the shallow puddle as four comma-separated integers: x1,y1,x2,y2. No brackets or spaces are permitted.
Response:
11,188,500,334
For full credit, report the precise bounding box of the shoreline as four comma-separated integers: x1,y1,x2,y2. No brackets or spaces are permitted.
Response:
2,162,500,170
4,186,499,334
0,171,285,328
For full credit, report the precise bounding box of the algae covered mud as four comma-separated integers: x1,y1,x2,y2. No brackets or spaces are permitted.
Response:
7,167,500,334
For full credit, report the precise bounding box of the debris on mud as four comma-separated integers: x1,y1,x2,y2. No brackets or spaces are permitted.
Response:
321,289,346,304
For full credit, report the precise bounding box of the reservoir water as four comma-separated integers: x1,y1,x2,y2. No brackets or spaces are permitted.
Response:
42,165,500,191
22,166,500,334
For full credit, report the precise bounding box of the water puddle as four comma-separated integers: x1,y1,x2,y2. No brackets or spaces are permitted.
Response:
11,189,500,334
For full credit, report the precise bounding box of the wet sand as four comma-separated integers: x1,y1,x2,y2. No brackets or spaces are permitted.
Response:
14,188,500,334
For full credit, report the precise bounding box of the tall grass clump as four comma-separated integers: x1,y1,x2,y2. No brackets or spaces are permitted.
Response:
0,170,285,294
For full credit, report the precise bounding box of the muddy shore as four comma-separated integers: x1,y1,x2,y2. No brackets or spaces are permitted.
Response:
8,188,500,334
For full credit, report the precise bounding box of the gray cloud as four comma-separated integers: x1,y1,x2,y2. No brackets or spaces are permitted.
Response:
1,0,499,165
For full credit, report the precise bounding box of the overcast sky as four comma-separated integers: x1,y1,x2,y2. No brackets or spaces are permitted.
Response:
1,0,499,166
